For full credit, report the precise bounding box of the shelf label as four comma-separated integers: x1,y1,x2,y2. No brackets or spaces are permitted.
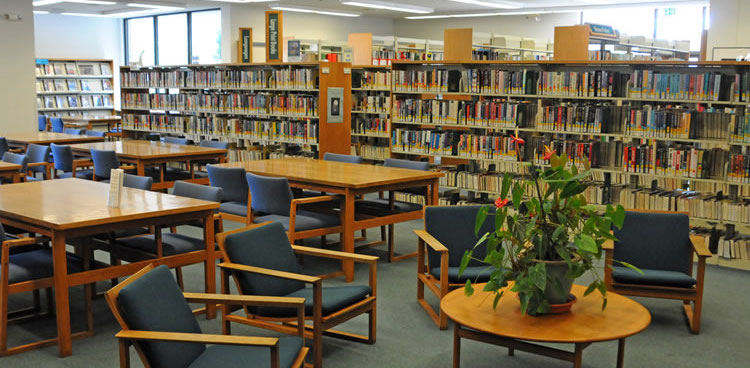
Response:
322,67,330,74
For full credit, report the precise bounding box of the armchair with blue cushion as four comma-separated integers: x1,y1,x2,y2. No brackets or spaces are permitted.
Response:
64,128,85,135
604,209,711,334
50,143,93,179
90,148,136,181
192,140,230,178
105,264,308,368
24,144,52,181
414,205,495,329
207,165,252,224
85,130,106,137
50,117,64,133
1,152,29,184
216,222,377,368
37,115,47,131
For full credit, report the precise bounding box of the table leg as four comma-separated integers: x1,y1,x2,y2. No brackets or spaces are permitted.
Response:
573,343,584,368
342,190,355,282
136,161,145,177
204,214,216,319
617,338,625,368
430,178,439,205
453,323,461,368
52,232,72,357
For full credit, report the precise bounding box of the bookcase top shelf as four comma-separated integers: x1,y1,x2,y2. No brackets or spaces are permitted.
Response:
391,60,750,67
120,61,326,70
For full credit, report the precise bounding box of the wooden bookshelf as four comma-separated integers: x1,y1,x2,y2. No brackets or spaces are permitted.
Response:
35,58,115,118
119,61,351,161
350,65,391,161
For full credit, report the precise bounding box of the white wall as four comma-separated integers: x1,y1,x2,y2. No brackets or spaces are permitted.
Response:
706,0,750,60
34,14,123,108
0,0,37,133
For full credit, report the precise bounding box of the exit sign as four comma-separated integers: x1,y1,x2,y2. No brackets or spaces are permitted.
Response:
664,8,676,16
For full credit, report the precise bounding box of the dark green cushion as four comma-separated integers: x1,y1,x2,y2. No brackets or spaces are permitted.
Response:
57,169,93,180
224,222,304,298
611,266,696,288
114,233,207,262
254,211,340,232
613,211,691,274
429,266,492,284
220,201,249,217
424,206,494,271
188,336,303,368
255,286,371,318
356,198,423,212
6,249,84,284
117,265,205,368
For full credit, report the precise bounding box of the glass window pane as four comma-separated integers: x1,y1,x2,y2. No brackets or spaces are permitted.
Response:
157,13,188,65
127,17,155,66
656,5,706,52
582,8,656,40
191,10,222,64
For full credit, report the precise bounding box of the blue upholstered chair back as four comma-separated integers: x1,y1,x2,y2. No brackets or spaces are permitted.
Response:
0,138,9,156
613,211,691,274
164,137,189,145
117,265,205,368
223,222,304,297
91,149,120,179
206,165,248,203
246,172,293,216
86,130,106,137
323,152,363,164
146,133,161,141
2,152,28,172
122,174,152,191
173,180,223,203
424,206,494,269
38,115,47,131
50,143,73,172
384,158,430,171
26,144,50,174
200,140,229,149
50,117,64,133
64,128,85,135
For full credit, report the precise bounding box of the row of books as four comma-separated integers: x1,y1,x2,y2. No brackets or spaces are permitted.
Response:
471,50,547,61
727,153,750,183
624,106,737,140
38,95,112,109
623,145,727,179
728,112,750,143
537,104,623,133
352,70,391,90
352,94,389,113
120,68,317,90
351,144,390,160
121,92,319,117
715,235,750,260
628,70,731,101
36,62,111,77
619,187,750,223
36,79,112,93
353,116,388,136
391,129,523,160
529,137,621,170
392,99,536,127
372,49,443,64
537,71,629,97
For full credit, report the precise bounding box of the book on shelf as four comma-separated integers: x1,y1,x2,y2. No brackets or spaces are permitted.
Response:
352,93,389,113
123,91,319,117
628,70,732,101
121,67,318,90
54,80,67,92
538,103,624,133
55,96,68,108
352,70,391,90
65,63,77,75
353,116,389,136
393,98,536,128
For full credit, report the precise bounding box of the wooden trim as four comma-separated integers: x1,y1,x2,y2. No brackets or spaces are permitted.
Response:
413,230,449,252
116,330,279,347
217,262,321,284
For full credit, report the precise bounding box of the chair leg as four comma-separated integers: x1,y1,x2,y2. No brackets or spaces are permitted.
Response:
45,288,54,315
175,268,184,291
387,224,395,262
380,226,386,242
0,283,8,354
110,254,121,288
368,309,376,344
320,235,326,248
32,290,41,314
684,299,702,334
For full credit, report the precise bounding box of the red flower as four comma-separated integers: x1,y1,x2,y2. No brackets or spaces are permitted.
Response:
543,147,556,160
511,127,525,145
494,198,509,208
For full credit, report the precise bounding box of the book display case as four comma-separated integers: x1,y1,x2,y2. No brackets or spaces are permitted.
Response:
119,62,351,161
36,58,115,117
390,60,750,271
350,65,391,161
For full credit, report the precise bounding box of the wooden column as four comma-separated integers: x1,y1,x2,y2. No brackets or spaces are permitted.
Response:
318,62,352,157
553,25,590,61
444,28,472,61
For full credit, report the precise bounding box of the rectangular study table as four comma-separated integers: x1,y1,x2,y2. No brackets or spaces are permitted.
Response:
215,158,443,282
5,132,105,148
0,161,21,183
62,115,121,131
69,140,228,190
0,178,219,357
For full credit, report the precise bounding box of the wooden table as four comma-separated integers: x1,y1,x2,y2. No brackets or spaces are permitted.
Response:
0,178,219,357
5,132,105,148
62,115,120,134
216,158,443,282
442,284,651,368
69,140,228,190
0,161,21,183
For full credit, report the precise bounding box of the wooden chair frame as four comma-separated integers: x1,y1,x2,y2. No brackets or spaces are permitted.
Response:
217,223,378,368
104,264,308,368
1,236,94,356
603,209,711,334
52,159,93,179
414,228,464,330
26,162,52,181
91,164,136,181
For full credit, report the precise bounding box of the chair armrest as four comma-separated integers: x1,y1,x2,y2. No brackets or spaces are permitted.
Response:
602,239,614,251
218,262,320,284
119,165,137,171
115,330,278,347
183,292,305,308
290,245,378,264
2,236,49,249
72,159,93,168
291,195,341,206
27,162,50,168
8,148,24,154
413,230,448,252
690,235,712,258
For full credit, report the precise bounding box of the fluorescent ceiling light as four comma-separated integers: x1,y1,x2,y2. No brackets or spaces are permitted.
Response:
448,0,520,9
406,10,559,19
270,5,361,17
341,1,433,14
61,12,110,17
203,0,274,2
33,10,50,14
33,0,64,5
35,0,117,5
127,2,184,10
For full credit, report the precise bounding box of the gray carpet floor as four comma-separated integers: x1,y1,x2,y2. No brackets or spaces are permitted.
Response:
4,218,750,367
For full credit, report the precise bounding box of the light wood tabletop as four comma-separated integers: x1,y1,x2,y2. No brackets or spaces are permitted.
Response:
68,140,227,159
4,132,106,146
442,284,651,368
0,161,21,183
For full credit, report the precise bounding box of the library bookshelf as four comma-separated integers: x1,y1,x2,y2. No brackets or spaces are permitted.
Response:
36,58,115,117
350,65,391,162
119,61,351,161
390,59,750,271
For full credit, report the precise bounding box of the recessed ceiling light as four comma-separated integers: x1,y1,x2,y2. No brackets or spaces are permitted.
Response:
341,1,433,14
270,5,361,17
406,9,560,19
61,12,111,17
127,2,184,10
33,0,65,5
448,0,520,9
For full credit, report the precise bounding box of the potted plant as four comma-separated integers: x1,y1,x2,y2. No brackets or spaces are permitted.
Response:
460,143,636,316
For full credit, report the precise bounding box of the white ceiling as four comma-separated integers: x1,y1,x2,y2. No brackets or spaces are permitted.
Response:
32,0,708,18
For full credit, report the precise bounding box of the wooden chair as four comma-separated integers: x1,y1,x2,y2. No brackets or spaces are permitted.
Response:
105,264,308,368
90,149,136,181
37,115,47,132
207,165,252,224
1,152,29,184
604,209,711,334
50,117,64,133
217,222,377,368
50,143,93,179
24,144,52,181
414,205,495,330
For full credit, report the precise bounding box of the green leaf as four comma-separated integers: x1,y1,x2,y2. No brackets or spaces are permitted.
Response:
613,205,626,228
552,225,565,241
459,250,472,276
529,263,547,291
501,173,512,199
512,183,523,209
614,260,644,275
583,282,597,296
475,206,489,236
550,154,561,168
495,208,506,232
601,297,608,311
574,234,598,253
492,292,502,309
464,280,474,296
519,293,529,315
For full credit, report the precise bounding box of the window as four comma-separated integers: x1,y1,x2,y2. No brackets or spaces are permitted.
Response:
656,6,705,52
582,7,656,39
125,9,221,66
126,17,154,65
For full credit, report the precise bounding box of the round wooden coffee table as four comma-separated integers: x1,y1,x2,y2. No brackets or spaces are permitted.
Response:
441,284,651,368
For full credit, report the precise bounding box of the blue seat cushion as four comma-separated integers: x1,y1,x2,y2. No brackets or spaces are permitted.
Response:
430,266,492,284
25,175,44,182
116,233,207,259
254,211,339,232
356,198,423,212
188,336,302,368
611,266,696,288
220,201,249,217
255,286,371,318
57,169,94,180
7,249,84,284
